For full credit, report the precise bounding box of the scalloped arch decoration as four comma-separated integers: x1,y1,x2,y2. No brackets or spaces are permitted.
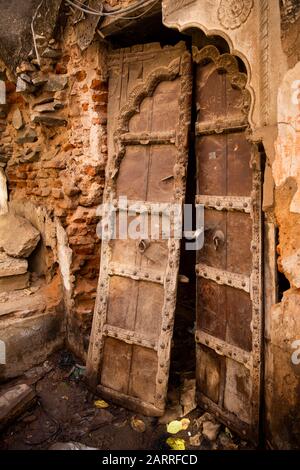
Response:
192,44,251,118
115,56,181,136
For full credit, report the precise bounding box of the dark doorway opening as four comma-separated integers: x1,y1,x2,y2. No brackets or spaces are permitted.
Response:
168,66,197,393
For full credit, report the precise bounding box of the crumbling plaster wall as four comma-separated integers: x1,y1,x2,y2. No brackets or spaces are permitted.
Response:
265,0,300,450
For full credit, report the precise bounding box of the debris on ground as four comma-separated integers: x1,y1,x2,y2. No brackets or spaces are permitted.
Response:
58,350,75,368
189,433,203,447
166,437,186,450
130,416,146,433
218,432,239,450
180,378,197,416
24,362,54,385
167,418,190,434
49,442,98,450
94,399,109,409
194,411,216,430
0,351,253,451
202,420,221,442
158,405,182,424
0,384,36,431
66,364,86,381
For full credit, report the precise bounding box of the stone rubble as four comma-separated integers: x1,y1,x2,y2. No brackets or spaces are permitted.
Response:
0,213,40,258
0,213,41,293
0,384,36,431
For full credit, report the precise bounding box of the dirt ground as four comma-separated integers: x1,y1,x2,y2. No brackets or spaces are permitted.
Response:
0,350,253,451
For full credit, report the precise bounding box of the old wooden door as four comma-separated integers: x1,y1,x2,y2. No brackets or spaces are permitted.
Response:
193,46,263,442
86,42,192,416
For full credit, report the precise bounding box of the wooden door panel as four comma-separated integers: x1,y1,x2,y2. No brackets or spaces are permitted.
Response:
86,42,192,416
196,344,223,404
223,359,251,424
151,81,180,132
196,136,227,196
129,346,158,404
194,45,262,442
111,239,138,265
197,279,227,339
227,133,252,196
196,58,247,126
106,276,137,330
226,288,252,351
117,146,148,199
128,98,152,132
195,64,224,123
226,212,252,274
134,282,164,338
101,338,132,393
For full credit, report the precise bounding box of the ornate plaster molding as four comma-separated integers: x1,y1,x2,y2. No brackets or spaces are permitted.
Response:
217,0,254,30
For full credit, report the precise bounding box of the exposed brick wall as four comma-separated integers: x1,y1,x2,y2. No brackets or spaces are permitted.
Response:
1,12,110,358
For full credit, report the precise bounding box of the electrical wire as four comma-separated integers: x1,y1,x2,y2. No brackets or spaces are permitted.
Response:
65,0,103,16
71,0,154,16
31,0,44,65
69,0,146,15
106,0,160,20
65,0,159,19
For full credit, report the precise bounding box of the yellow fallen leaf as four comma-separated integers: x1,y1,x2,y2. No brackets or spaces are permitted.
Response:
167,420,182,434
130,416,146,433
94,399,109,409
181,418,190,430
166,437,186,451
167,418,190,434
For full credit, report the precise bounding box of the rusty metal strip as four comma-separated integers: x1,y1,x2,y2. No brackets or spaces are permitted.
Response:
196,195,252,213
196,331,252,369
154,238,182,409
109,262,164,285
196,263,250,293
195,119,247,136
86,240,111,389
119,131,176,145
103,325,158,351
197,392,253,441
248,147,263,432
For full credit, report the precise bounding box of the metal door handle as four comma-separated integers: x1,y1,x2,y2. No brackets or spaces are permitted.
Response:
213,230,225,250
138,239,150,253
